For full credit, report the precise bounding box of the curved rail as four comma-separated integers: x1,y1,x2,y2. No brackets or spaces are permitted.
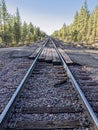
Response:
51,38,98,130
0,39,48,129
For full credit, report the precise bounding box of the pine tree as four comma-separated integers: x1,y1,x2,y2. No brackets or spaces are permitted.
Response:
21,21,28,44
72,11,79,42
34,27,40,36
40,31,46,39
1,0,8,30
13,8,21,44
95,7,98,43
4,14,13,44
1,0,9,44
0,0,46,46
26,32,32,44
60,23,67,40
0,2,2,26
72,11,79,31
52,0,90,44
92,7,98,43
87,13,93,44
28,22,34,35
0,2,2,43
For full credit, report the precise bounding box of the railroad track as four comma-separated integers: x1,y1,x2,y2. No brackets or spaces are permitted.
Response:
0,38,98,130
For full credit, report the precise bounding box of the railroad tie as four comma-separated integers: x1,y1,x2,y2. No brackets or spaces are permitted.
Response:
11,119,81,130
53,78,68,87
52,49,62,65
58,48,73,64
45,48,52,63
21,106,81,114
28,47,41,59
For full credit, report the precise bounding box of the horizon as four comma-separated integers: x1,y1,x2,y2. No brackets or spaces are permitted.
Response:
6,0,98,35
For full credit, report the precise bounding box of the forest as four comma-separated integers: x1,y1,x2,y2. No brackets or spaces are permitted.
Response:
52,1,98,46
0,0,46,47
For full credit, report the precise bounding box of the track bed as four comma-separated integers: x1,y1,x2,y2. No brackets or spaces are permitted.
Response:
0,38,97,130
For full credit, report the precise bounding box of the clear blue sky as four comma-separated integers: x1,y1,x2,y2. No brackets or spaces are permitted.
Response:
6,0,98,35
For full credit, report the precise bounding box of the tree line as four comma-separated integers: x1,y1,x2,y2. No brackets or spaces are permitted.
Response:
52,1,98,45
0,0,46,47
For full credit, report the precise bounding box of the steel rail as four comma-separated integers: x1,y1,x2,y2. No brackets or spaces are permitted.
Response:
51,38,98,130
0,39,48,129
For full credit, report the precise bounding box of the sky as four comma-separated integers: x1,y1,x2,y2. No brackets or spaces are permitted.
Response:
6,0,98,35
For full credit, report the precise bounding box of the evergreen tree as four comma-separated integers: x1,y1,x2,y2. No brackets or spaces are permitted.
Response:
28,22,34,35
21,21,28,44
15,8,21,44
34,27,41,39
60,23,67,40
92,7,98,43
1,0,8,30
87,13,93,43
1,0,8,44
0,0,46,46
26,31,32,44
72,11,79,31
52,0,98,46
0,2,2,26
0,2,2,43
72,11,79,42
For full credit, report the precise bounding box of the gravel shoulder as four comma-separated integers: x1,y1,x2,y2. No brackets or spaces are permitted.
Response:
61,42,98,81
0,42,43,114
